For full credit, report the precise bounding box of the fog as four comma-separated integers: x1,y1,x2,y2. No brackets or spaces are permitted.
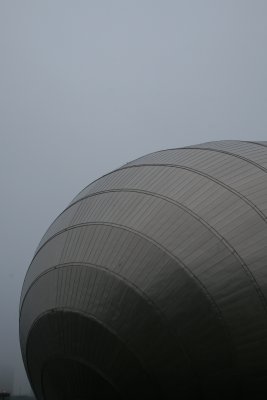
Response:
0,0,266,394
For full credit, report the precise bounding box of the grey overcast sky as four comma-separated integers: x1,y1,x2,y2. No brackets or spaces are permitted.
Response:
0,0,266,394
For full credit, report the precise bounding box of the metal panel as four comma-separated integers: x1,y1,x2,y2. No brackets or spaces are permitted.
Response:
186,140,267,169
21,225,231,375
20,140,267,399
121,148,267,215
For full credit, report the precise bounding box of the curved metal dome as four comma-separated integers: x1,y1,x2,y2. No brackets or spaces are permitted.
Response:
20,140,267,399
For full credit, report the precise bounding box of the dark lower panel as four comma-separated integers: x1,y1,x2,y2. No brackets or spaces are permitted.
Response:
26,310,162,400
42,358,121,400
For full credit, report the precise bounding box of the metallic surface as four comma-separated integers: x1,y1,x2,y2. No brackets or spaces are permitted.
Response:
20,140,267,399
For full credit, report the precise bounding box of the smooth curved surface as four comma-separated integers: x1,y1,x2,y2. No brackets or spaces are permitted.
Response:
20,140,267,399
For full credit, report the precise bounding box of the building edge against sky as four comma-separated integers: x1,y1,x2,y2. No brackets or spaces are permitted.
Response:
20,140,267,399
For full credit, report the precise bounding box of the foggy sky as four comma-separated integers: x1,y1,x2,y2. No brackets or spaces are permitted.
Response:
0,0,266,394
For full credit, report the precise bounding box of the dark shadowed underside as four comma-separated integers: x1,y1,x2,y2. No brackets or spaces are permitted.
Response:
20,141,267,399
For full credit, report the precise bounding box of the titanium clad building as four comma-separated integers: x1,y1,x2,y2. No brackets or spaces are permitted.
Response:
20,140,267,399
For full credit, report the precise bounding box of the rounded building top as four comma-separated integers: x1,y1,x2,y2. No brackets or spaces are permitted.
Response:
20,140,267,399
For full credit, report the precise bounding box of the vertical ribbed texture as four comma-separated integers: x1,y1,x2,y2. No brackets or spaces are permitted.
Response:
20,140,267,399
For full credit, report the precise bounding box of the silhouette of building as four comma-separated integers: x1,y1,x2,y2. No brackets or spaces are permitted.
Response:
0,366,13,396
0,392,10,400
20,140,267,399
